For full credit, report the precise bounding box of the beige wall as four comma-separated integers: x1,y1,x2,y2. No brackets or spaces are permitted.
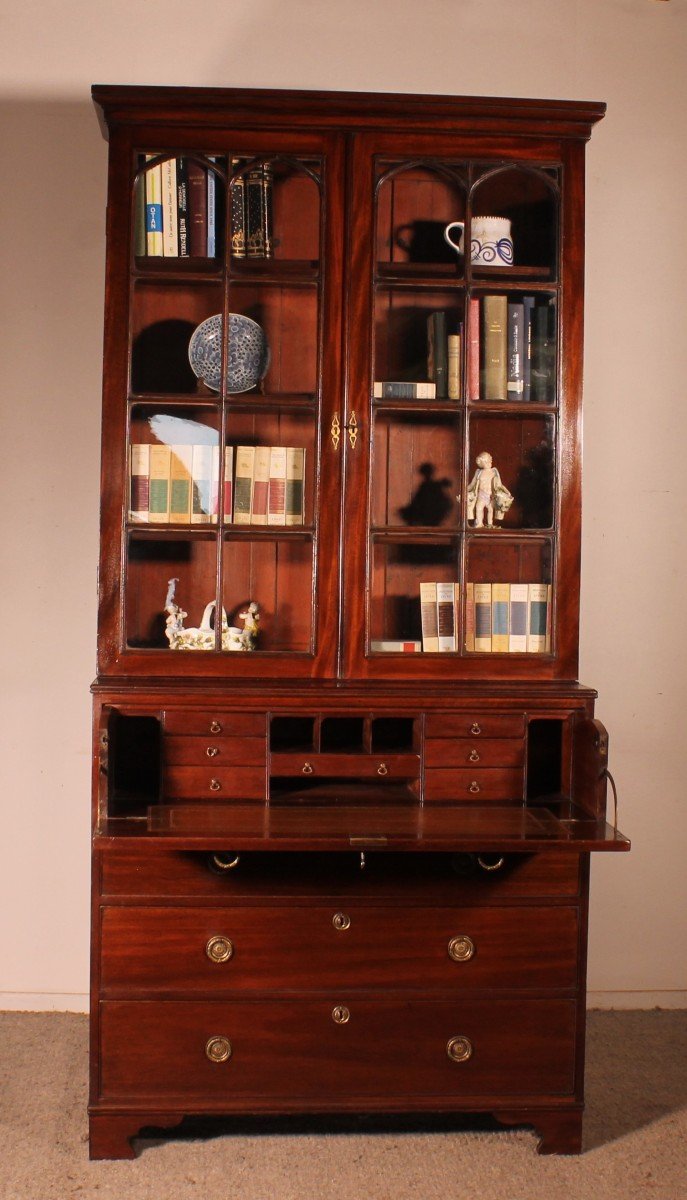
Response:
1,0,685,1010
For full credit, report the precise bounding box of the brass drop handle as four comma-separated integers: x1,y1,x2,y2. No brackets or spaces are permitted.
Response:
209,852,240,872
447,1035,473,1063
332,912,351,931
206,935,234,963
332,1005,350,1025
469,781,480,794
470,723,482,736
302,761,314,775
448,935,475,962
477,854,505,873
210,721,222,734
210,778,221,791
206,746,219,758
205,1035,232,1063
469,749,480,763
377,762,388,776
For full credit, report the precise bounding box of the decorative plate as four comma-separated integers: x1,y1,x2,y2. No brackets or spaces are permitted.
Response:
188,313,270,393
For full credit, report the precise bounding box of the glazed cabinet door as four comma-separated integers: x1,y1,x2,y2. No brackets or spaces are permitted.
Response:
342,131,583,682
98,128,346,678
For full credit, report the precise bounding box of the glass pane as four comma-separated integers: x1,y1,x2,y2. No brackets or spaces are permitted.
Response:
131,281,224,396
470,166,559,281
465,538,553,655
126,532,218,649
222,535,313,652
134,154,226,263
224,411,315,528
374,287,465,398
467,414,555,531
227,282,319,397
376,161,467,274
372,412,461,531
229,156,321,264
370,537,460,653
128,407,220,526
467,293,556,405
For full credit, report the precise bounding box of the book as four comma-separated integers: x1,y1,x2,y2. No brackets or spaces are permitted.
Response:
133,175,146,257
373,381,436,399
521,296,536,401
187,161,208,257
427,311,448,398
169,444,193,523
251,445,271,525
419,581,439,652
233,445,255,524
507,301,525,399
262,163,274,258
246,165,274,258
210,445,220,523
370,640,422,653
491,582,510,653
448,331,462,400
161,158,178,257
191,444,214,524
531,302,556,403
148,443,171,522
464,581,474,652
267,446,287,525
436,581,457,652
527,582,549,653
546,582,552,653
224,446,233,521
468,297,480,400
482,294,508,400
176,157,189,257
473,582,492,652
129,444,149,522
285,447,305,526
144,157,163,256
508,583,529,653
207,158,217,257
230,159,246,257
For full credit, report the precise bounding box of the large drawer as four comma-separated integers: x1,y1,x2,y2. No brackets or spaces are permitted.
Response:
164,711,266,737
100,904,579,993
164,766,265,800
99,997,577,1102
426,714,525,739
424,768,524,802
99,850,581,901
166,737,266,767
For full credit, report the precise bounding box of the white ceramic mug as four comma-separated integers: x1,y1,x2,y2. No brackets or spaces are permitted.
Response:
444,216,514,266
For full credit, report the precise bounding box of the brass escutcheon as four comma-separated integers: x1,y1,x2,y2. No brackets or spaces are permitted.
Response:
332,1005,350,1025
447,1035,473,1063
332,912,351,931
209,720,222,734
469,781,480,794
205,1035,232,1063
469,749,480,762
347,411,358,450
470,723,482,736
331,413,341,451
448,935,475,963
206,935,234,964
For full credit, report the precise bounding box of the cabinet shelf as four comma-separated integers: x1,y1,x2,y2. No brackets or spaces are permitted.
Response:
229,259,320,284
133,257,223,281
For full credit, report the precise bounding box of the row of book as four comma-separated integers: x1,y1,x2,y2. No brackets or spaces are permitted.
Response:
128,444,305,526
372,580,551,654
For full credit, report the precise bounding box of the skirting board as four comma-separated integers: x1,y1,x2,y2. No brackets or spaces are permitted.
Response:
1,991,686,1013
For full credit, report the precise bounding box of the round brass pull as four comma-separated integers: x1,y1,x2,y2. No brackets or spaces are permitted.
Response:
469,781,480,794
448,935,475,963
332,912,351,931
477,854,505,873
206,746,219,758
447,1035,473,1063
209,721,222,734
205,1035,232,1063
302,761,314,775
377,762,389,777
332,1005,350,1025
470,723,482,736
206,935,234,964
469,749,480,763
210,778,221,791
209,852,240,873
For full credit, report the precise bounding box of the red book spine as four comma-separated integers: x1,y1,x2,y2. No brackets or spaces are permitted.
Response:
187,162,208,256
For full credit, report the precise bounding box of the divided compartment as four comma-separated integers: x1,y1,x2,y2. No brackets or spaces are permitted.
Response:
374,288,465,393
128,406,220,527
105,712,162,817
225,409,316,528
125,530,218,650
527,718,565,800
370,536,460,651
222,533,314,653
133,153,227,266
227,280,319,397
228,154,322,265
469,291,557,406
375,159,468,273
130,280,224,396
467,412,556,531
372,411,461,531
470,165,559,281
465,537,553,656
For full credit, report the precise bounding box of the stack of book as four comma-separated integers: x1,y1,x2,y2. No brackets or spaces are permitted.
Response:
137,156,222,258
465,582,551,653
468,295,556,402
427,312,463,400
420,581,460,652
230,161,274,259
229,446,305,526
129,444,220,524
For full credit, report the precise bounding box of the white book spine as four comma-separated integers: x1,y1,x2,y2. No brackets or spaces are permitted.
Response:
419,581,439,652
436,581,457,652
267,446,287,526
161,158,178,256
508,583,529,653
129,443,149,522
527,582,549,653
232,446,255,525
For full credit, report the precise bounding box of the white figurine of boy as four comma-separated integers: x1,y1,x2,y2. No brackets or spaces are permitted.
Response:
467,451,513,527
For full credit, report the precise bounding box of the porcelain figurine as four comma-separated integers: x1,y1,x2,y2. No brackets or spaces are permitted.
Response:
164,579,258,651
467,452,513,527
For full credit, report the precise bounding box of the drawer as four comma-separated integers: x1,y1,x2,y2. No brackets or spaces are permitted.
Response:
100,904,579,993
426,713,525,739
99,997,576,1102
164,711,266,737
270,753,420,778
425,738,524,769
99,849,581,900
164,766,265,800
424,768,524,802
166,736,266,767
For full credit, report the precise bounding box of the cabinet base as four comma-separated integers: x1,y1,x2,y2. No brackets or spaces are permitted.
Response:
494,1107,584,1154
88,1112,185,1160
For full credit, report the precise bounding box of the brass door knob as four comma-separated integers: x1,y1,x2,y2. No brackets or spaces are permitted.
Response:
332,912,351,931
205,1035,232,1063
448,935,475,962
469,781,480,794
210,778,221,791
332,1005,350,1024
447,1035,473,1063
210,721,222,734
206,746,219,757
470,723,482,736
377,762,388,776
469,749,480,763
206,935,234,963
302,762,314,775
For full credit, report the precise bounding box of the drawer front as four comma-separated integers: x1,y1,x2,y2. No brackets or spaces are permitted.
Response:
166,736,266,767
270,753,420,779
425,738,524,769
99,997,576,1102
164,712,266,737
426,713,525,739
164,766,265,800
424,768,524,802
100,849,581,900
100,904,579,993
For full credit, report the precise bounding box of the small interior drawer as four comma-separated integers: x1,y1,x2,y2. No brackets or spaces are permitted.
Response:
425,739,524,769
166,737,266,767
164,712,267,737
164,766,265,800
426,714,526,739
424,768,525,802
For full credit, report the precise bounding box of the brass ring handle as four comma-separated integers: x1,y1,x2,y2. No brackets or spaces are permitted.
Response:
209,721,222,734
448,935,475,962
469,781,480,794
209,852,240,872
470,723,482,736
206,746,219,757
332,1005,350,1025
210,778,221,791
332,912,351,931
469,749,480,763
302,761,314,775
206,935,234,963
477,854,505,873
205,1035,232,1063
447,1035,473,1063
377,762,388,776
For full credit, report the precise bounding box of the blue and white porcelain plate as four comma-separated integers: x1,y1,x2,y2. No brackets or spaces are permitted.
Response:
188,313,270,393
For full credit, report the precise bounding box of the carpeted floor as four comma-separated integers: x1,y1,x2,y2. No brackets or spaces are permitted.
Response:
0,1010,685,1200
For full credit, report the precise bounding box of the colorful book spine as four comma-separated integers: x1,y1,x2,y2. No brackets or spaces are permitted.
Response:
285,447,305,526
129,444,150,522
267,446,287,526
448,331,462,400
224,446,234,521
133,175,146,257
230,160,246,258
468,297,480,401
144,157,163,256
419,581,439,652
210,445,220,523
427,311,448,398
233,446,255,525
370,641,422,653
464,581,475,652
473,582,492,652
148,444,171,522
373,381,436,399
191,444,214,524
207,158,217,257
169,444,193,523
436,581,457,652
491,582,510,653
527,583,549,652
522,296,536,401
176,157,189,258
507,301,525,399
251,446,271,525
482,294,508,400
187,161,208,257
508,583,529,652
161,158,178,257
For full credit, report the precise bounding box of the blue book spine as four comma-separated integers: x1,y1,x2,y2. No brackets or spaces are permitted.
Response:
207,159,216,257
146,203,162,234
